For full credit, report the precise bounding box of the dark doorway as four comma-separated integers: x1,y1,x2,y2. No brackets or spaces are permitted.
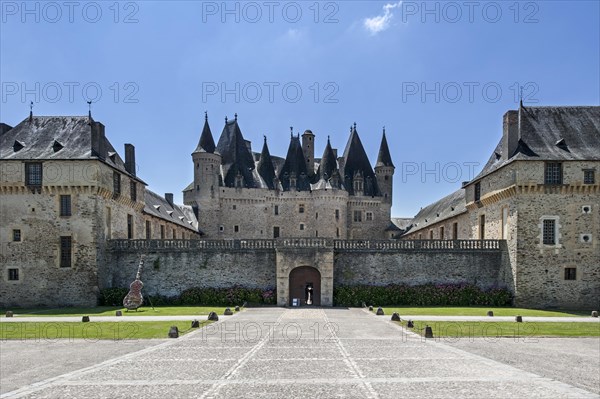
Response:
289,266,321,306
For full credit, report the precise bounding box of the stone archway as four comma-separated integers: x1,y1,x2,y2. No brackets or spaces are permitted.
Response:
288,266,321,306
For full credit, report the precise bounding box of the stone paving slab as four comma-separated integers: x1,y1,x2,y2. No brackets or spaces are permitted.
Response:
1,307,598,399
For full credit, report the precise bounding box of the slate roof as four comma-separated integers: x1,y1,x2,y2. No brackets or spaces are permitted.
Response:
194,113,216,153
216,118,257,188
257,137,277,189
316,136,338,181
402,189,467,234
470,106,600,183
341,125,380,196
278,135,310,191
0,115,144,183
143,189,199,232
376,130,394,168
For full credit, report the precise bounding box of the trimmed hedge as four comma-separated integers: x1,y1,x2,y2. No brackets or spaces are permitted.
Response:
98,286,277,307
333,284,512,307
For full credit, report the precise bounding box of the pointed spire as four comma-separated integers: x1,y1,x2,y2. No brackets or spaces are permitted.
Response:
279,134,309,191
87,100,92,120
317,135,337,180
376,128,394,168
342,125,380,196
216,116,256,188
257,135,276,189
195,112,216,153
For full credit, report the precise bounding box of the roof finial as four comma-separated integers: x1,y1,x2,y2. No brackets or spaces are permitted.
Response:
519,86,524,108
29,101,33,122
204,111,208,121
353,122,357,130
87,100,92,120
327,135,330,142
263,135,267,143
290,126,293,138
383,126,386,135
234,113,238,121
225,115,228,124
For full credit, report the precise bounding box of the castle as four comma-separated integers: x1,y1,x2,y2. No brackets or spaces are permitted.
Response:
0,106,598,309
182,113,397,240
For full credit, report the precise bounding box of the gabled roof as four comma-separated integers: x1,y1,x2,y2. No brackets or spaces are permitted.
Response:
376,130,394,168
216,118,256,188
402,189,467,234
194,113,216,153
143,189,199,232
470,106,600,184
0,115,144,183
278,135,310,191
257,136,276,189
341,124,380,196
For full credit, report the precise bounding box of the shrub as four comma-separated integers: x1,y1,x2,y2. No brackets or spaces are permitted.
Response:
98,287,129,306
333,283,512,307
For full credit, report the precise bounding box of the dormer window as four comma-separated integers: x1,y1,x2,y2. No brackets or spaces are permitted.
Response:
52,140,64,152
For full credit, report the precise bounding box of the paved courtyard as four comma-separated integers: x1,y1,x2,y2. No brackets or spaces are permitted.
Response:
1,308,599,398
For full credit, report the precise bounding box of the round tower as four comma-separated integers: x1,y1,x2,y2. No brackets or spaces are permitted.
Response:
302,129,315,176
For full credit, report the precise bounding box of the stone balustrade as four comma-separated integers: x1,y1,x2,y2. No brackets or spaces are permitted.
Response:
108,239,503,252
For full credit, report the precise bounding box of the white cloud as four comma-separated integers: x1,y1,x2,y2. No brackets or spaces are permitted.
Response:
363,1,402,35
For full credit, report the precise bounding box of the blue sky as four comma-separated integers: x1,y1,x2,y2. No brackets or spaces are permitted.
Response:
1,1,599,217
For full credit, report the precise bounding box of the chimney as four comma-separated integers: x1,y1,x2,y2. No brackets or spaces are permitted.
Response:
502,110,519,160
0,123,13,136
90,121,106,159
165,193,174,205
124,144,136,176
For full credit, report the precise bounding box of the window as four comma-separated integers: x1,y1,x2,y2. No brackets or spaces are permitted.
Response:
300,223,305,231
60,236,72,268
160,225,165,239
60,195,71,216
429,230,434,239
127,214,133,239
452,223,458,240
146,221,151,239
335,209,340,219
418,233,422,240
564,268,577,280
232,205,236,210
299,204,305,213
336,228,340,238
315,212,318,220
544,162,562,185
353,180,363,193
13,229,21,242
474,182,481,201
273,226,280,238
274,205,279,215
439,226,445,240
113,172,121,195
25,162,42,186
353,210,362,222
542,219,556,245
315,230,318,237
173,228,176,238
584,170,595,184
479,215,485,240
106,207,112,239
130,181,137,201
502,207,509,240
234,225,239,233
219,225,224,232
366,212,373,221
8,268,19,281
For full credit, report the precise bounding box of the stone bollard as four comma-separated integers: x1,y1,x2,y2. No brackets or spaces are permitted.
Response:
487,311,494,317
424,325,434,338
391,312,401,321
368,306,373,312
168,326,179,338
235,306,240,312
208,312,219,321
5,311,13,318
515,315,523,323
115,310,122,317
376,307,385,316
82,316,90,322
407,320,414,328
592,311,598,318
191,319,200,328
224,308,233,316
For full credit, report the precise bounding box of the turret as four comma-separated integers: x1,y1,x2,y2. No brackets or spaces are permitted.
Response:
374,128,395,204
302,129,315,176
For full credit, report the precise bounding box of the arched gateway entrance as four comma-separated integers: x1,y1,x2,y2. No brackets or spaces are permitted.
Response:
288,266,321,306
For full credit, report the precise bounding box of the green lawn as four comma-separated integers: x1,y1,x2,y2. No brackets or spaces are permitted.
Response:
0,320,212,340
382,307,588,317
1,306,231,317
397,320,600,337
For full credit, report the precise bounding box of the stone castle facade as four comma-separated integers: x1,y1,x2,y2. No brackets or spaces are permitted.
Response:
183,114,397,240
0,106,598,309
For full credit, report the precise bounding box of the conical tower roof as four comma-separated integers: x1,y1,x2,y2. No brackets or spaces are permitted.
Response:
341,123,380,196
216,116,256,188
317,136,337,180
257,136,276,189
278,134,310,191
376,129,394,168
194,113,216,153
